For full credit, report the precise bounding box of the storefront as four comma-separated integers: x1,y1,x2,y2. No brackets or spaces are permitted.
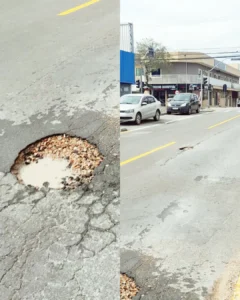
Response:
151,84,202,104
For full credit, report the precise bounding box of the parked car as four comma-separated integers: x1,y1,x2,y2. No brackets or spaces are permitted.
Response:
120,94,161,125
167,93,200,115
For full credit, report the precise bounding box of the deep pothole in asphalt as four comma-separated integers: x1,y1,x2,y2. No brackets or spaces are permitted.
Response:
11,134,103,190
120,273,140,300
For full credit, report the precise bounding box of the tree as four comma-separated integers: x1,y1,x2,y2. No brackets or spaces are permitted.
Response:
135,38,170,86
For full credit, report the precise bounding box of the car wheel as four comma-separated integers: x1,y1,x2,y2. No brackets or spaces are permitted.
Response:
187,107,192,115
154,110,160,121
167,112,171,114
196,107,199,113
135,112,142,125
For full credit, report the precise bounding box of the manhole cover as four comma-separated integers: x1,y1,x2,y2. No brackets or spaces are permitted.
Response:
11,134,103,190
120,273,139,300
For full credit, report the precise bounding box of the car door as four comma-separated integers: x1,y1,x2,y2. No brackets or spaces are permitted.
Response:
195,94,199,109
147,96,157,117
140,96,149,119
190,94,195,110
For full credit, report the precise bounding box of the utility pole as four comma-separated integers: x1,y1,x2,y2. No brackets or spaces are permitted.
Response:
207,70,210,107
207,58,229,107
185,55,187,92
198,69,203,103
140,71,143,93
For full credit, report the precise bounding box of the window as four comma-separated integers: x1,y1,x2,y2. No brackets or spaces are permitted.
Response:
136,68,143,76
120,95,142,104
141,97,148,104
151,69,161,76
147,96,155,103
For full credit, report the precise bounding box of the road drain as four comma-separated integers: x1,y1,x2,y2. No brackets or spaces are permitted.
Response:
120,273,139,299
11,134,103,190
179,146,193,151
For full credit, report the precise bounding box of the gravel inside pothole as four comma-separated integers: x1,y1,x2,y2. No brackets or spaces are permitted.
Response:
120,273,139,300
11,134,103,190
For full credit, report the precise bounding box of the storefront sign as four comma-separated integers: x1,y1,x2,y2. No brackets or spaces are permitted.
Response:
152,85,177,89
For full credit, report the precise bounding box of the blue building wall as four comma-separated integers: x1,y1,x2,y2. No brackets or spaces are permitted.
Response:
120,50,135,84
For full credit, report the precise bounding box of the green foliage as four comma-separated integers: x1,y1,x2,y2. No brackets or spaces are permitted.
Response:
135,38,170,84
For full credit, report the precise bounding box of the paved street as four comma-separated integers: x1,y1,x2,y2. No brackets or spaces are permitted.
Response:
121,108,240,299
0,1,119,299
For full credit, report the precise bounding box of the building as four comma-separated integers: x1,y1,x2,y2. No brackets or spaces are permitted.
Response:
135,52,240,107
120,23,135,96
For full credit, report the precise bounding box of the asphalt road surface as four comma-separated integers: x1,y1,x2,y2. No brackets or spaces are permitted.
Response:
121,108,240,300
0,1,119,299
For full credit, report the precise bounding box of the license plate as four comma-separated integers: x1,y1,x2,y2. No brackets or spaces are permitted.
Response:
173,108,178,110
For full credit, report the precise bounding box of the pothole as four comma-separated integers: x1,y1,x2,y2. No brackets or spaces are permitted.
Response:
179,146,193,151
120,273,140,300
11,134,103,190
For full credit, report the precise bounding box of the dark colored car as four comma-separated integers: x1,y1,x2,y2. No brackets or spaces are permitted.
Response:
167,93,200,115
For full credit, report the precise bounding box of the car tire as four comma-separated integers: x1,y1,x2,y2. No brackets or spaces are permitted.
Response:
187,107,192,115
167,112,171,114
154,110,160,121
135,112,142,125
196,107,199,113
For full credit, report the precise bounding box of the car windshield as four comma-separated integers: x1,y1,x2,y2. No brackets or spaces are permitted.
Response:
173,94,191,101
120,95,141,104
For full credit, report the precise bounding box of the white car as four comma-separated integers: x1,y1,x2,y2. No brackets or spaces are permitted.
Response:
120,94,161,125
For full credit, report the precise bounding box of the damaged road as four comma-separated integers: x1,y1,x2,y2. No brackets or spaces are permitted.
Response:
121,109,240,299
0,0,119,299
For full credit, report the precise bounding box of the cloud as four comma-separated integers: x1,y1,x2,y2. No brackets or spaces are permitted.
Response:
121,0,240,51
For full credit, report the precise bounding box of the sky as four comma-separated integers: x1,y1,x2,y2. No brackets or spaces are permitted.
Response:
120,0,240,60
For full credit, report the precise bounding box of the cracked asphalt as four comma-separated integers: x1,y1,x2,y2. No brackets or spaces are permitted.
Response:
0,0,119,299
121,108,240,299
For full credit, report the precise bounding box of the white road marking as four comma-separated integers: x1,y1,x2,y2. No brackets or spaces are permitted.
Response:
121,112,213,134
121,123,162,133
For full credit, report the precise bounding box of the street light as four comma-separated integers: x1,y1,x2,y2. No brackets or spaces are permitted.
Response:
185,55,187,92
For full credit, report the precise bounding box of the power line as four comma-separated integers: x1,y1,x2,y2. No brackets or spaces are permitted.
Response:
176,51,240,55
151,55,240,61
174,46,240,51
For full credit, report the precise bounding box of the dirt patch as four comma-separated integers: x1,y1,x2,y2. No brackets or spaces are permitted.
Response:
11,134,103,190
120,273,139,300
208,254,240,300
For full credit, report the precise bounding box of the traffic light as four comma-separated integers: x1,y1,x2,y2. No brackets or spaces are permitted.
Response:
148,47,154,57
203,77,208,85
136,80,140,88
